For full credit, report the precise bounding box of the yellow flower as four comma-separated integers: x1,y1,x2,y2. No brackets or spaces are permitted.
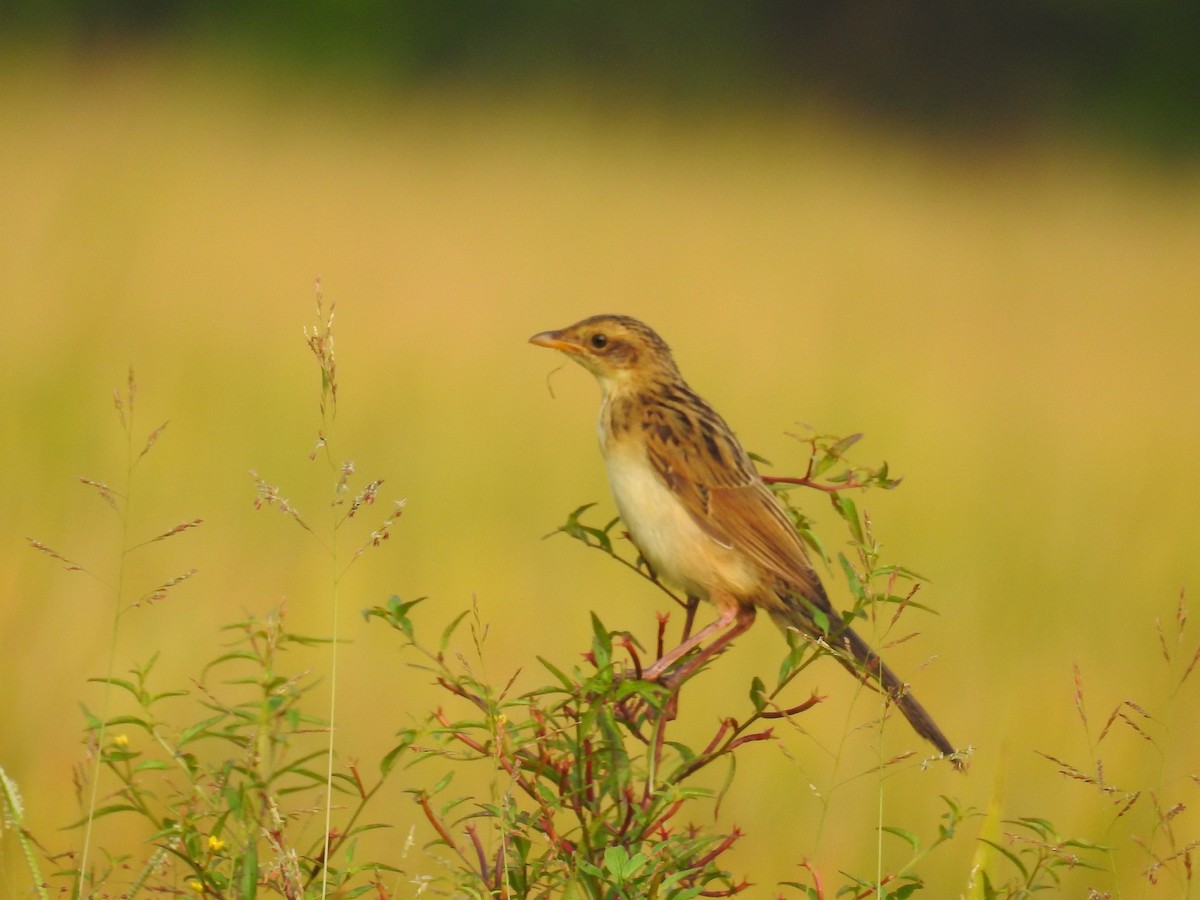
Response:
113,734,129,748
207,834,226,853
188,879,204,893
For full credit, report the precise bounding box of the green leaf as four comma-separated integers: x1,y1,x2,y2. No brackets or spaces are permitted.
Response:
714,753,737,819
148,689,189,704
809,602,831,637
1062,837,1110,851
440,609,471,654
877,563,931,584
978,838,1028,879
60,804,142,828
105,715,154,732
833,493,864,545
236,840,257,900
797,527,830,564
603,845,629,879
576,859,603,878
881,825,921,852
133,760,172,773
176,714,228,747
536,656,575,691
603,846,647,882
587,525,615,554
380,730,417,776
810,433,860,478
887,881,923,900
430,771,455,795
590,613,613,668
827,432,862,458
613,678,668,705
838,553,867,603
87,676,139,698
778,883,821,899
361,595,428,638
876,461,904,490
553,503,607,551
748,676,767,712
1011,816,1057,838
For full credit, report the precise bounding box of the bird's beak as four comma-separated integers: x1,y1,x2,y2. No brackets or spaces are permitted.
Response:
529,329,580,353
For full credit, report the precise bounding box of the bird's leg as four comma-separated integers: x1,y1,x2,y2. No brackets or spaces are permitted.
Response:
642,604,756,684
660,605,756,686
641,606,737,681
680,594,701,641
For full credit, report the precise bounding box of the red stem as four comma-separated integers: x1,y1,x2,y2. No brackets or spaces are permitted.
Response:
466,822,489,881
417,792,459,851
643,799,684,838
760,692,825,719
692,826,742,869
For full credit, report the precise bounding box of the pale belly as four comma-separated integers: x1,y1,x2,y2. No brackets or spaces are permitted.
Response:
603,443,760,605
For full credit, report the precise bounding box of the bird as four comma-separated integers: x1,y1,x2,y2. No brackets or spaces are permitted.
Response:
530,313,962,769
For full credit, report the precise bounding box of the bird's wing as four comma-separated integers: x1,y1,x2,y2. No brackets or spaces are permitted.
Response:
641,391,832,615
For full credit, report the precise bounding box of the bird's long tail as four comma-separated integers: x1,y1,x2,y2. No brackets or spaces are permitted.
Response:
771,595,964,771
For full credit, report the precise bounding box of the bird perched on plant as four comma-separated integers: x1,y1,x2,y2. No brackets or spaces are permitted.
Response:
530,314,962,769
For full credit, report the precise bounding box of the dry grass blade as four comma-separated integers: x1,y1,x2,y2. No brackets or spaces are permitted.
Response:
865,750,918,774
138,420,169,461
1073,662,1088,729
304,279,337,421
1096,700,1152,744
1097,704,1121,742
112,387,126,428
25,538,83,572
351,507,405,558
1143,838,1200,885
1114,790,1141,820
250,470,313,533
880,630,920,651
346,479,382,517
1179,641,1200,690
152,518,204,542
1035,750,1100,787
132,568,198,607
129,519,204,551
1117,708,1154,744
78,477,120,510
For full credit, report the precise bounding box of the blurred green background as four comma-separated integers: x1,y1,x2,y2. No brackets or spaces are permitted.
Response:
3,5,1200,895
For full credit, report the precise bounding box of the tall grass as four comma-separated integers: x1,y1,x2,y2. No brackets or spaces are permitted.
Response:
7,285,1197,896
2,45,1200,894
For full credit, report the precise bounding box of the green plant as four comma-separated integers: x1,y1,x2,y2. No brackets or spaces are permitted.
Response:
74,608,410,897
15,349,971,897
360,429,967,899
15,283,410,898
21,367,202,898
22,291,1199,898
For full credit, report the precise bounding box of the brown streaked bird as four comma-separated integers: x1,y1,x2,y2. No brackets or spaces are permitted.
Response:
530,314,963,769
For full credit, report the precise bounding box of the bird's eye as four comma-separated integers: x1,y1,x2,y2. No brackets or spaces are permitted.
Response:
590,333,608,349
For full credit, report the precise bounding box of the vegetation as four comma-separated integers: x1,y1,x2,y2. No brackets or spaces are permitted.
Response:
3,19,1199,891
4,289,1197,897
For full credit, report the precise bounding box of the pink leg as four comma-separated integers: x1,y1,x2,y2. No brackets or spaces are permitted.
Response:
643,604,756,683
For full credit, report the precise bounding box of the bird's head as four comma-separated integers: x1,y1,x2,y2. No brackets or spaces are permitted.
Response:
529,314,680,393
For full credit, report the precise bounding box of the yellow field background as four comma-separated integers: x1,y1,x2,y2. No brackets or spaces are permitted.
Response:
3,46,1200,895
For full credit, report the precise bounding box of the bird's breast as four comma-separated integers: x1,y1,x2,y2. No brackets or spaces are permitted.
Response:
601,437,760,604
